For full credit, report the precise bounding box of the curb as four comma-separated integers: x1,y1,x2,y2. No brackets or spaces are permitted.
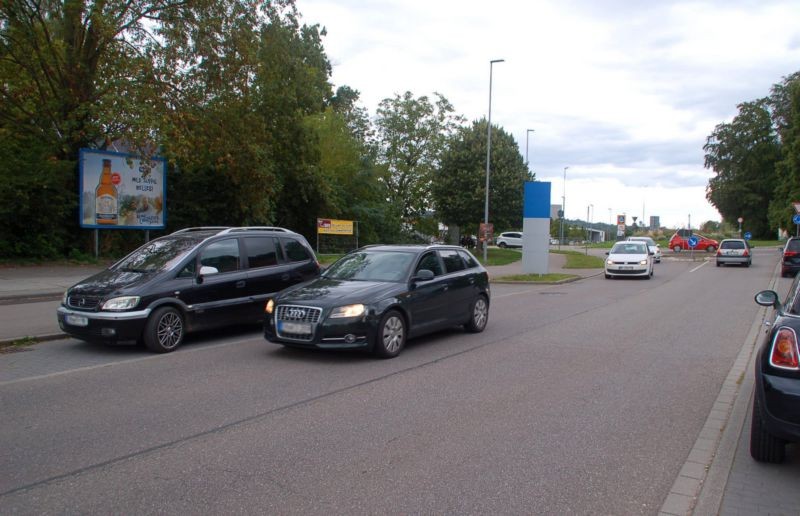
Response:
0,332,67,348
657,260,779,515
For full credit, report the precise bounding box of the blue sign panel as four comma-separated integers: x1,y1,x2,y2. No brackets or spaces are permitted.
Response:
793,214,800,225
688,236,699,248
523,181,552,219
744,232,752,240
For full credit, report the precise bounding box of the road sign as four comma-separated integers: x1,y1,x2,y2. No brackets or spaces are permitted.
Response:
688,236,699,248
793,214,800,225
744,232,752,240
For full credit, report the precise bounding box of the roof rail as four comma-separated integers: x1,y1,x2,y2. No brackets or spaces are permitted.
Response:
219,226,292,234
172,227,230,234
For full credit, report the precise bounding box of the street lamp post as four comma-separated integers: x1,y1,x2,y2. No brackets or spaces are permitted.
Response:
525,129,535,171
483,58,504,263
559,166,568,248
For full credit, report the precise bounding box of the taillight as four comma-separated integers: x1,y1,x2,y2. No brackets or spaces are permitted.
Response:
770,327,800,370
784,251,798,258
716,249,721,256
743,249,749,257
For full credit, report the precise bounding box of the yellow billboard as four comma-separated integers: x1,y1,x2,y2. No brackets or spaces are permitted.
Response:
317,218,354,235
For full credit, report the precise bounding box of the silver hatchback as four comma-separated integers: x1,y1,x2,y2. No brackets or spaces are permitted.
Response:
715,238,751,267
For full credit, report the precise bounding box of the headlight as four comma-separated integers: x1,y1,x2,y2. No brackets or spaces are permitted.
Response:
265,299,274,314
62,290,69,305
606,259,613,265
639,259,648,265
329,304,365,318
101,296,140,311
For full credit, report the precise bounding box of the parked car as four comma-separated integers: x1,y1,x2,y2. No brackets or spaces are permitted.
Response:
626,236,662,263
715,238,752,267
604,241,654,279
751,282,800,463
264,244,490,358
781,237,800,277
495,232,522,248
58,227,320,352
668,230,718,252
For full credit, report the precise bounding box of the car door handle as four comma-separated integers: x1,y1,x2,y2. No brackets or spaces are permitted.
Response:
281,273,290,281
236,280,246,288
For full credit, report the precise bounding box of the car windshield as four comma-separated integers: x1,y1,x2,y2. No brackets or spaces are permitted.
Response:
323,251,415,282
611,242,647,254
114,237,199,273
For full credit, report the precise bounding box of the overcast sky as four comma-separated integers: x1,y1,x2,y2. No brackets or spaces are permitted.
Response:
298,0,800,229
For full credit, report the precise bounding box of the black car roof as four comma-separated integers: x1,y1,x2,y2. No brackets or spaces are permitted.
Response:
356,244,466,253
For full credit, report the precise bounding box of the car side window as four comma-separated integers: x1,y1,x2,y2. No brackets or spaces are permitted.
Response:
440,249,466,273
200,239,240,273
415,252,443,276
282,238,311,262
458,250,479,268
244,236,279,269
177,258,196,278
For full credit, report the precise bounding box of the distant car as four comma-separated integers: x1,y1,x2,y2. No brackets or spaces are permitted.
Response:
58,227,320,352
715,238,751,267
781,237,800,277
264,244,490,358
550,238,559,245
495,232,522,248
668,231,718,253
627,236,662,263
751,282,800,463
604,241,654,279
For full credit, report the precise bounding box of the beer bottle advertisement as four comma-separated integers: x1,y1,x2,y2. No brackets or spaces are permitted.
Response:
78,149,167,229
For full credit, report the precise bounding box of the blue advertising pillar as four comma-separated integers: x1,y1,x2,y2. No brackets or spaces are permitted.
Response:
522,181,551,274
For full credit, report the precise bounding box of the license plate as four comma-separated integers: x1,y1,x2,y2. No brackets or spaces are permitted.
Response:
279,321,311,334
65,314,88,327
619,266,633,270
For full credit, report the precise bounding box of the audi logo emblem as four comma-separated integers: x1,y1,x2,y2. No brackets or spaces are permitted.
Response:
288,308,306,319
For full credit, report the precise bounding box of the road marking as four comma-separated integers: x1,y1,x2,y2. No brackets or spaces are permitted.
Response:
0,336,258,387
690,261,709,273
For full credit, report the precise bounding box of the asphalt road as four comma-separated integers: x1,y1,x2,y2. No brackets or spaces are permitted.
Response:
0,251,783,514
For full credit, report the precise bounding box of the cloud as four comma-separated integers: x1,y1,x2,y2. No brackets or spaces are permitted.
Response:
299,0,800,227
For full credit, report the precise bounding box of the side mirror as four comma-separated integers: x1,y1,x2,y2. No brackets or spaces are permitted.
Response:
199,265,219,280
605,251,609,255
412,269,435,282
754,290,780,308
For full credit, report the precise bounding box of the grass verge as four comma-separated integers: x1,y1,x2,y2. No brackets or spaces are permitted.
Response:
550,249,605,268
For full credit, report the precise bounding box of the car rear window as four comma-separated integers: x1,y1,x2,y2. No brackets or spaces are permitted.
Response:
721,241,745,249
282,238,311,262
786,239,800,252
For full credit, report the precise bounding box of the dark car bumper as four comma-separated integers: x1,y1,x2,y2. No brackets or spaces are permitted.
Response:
781,261,800,276
264,314,377,351
754,369,800,443
57,306,149,344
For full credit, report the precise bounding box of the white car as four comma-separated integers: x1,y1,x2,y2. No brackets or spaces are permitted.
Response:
495,231,522,248
627,236,662,263
605,241,654,279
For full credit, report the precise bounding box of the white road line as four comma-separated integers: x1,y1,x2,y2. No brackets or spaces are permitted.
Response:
690,260,709,273
0,336,258,387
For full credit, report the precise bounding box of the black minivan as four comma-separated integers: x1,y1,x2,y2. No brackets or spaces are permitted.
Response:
58,227,320,352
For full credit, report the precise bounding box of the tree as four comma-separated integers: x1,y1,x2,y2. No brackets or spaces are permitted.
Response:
432,119,534,233
374,91,464,227
704,99,781,238
768,75,800,233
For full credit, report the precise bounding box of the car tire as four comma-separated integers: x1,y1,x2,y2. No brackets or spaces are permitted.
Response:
144,306,184,353
464,295,489,333
750,394,786,463
716,261,721,267
498,242,507,248
707,245,716,253
373,310,406,359
673,245,682,252
605,274,611,279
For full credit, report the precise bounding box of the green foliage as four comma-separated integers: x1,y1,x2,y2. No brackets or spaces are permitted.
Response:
433,119,534,232
704,99,781,238
375,91,465,227
768,76,800,233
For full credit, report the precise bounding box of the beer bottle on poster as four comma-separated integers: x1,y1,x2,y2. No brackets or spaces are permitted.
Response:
95,159,118,224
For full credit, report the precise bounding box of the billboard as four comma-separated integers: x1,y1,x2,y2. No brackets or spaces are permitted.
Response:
79,149,166,229
317,218,354,235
